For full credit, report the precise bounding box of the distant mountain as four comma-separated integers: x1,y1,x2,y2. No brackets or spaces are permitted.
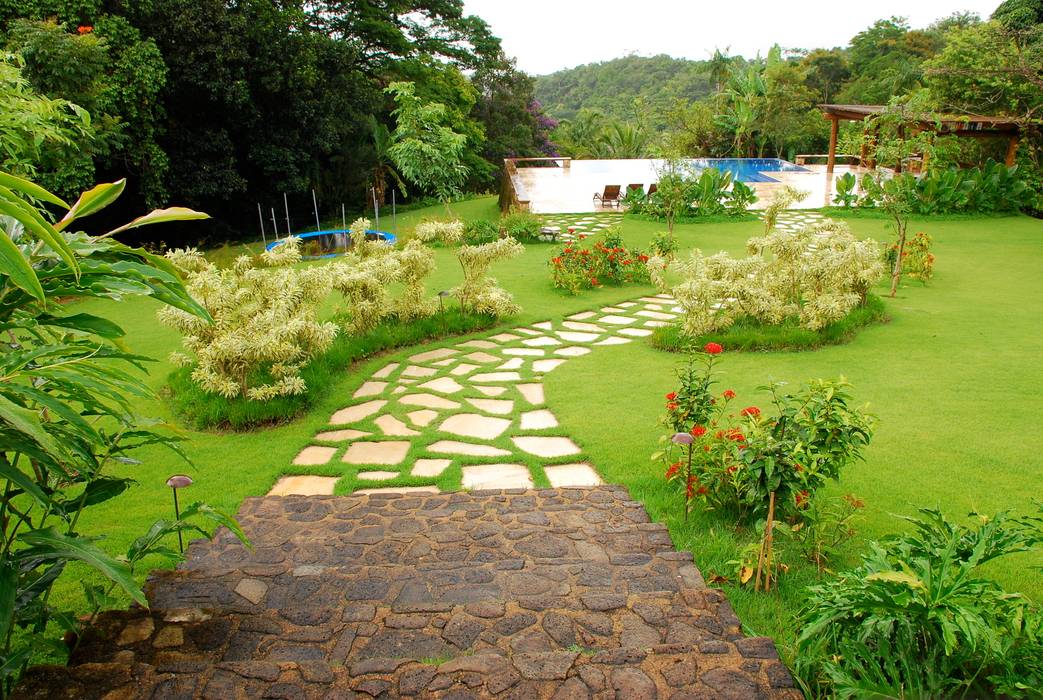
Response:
533,54,713,129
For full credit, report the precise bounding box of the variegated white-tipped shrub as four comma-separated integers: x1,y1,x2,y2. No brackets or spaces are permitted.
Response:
663,219,884,336
349,216,388,258
329,253,400,334
454,236,524,317
159,237,338,400
414,219,465,245
761,186,809,234
392,239,437,320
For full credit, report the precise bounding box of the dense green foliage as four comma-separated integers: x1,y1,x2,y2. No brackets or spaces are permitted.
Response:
0,172,243,692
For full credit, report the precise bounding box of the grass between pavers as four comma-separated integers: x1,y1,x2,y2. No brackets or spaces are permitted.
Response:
546,213,1043,666
649,294,889,353
46,198,1043,675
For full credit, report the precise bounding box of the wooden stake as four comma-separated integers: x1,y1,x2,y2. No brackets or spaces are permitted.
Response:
764,491,776,592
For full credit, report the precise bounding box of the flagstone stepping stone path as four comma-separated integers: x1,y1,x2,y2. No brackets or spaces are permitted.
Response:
21,488,799,698
539,212,625,242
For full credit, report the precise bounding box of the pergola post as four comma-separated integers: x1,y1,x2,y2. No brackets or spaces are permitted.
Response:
826,115,839,174
1006,133,1020,166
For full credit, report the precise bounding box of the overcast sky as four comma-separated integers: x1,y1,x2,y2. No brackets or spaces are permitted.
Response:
462,0,1003,76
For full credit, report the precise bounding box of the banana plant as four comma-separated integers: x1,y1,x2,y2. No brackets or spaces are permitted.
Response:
0,172,246,694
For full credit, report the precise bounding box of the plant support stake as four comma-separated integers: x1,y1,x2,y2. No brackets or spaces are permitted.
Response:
312,189,321,232
283,192,291,235
270,208,278,239
372,187,380,228
256,203,267,247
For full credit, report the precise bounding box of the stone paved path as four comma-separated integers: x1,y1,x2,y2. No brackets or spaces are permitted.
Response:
18,487,800,698
274,293,684,499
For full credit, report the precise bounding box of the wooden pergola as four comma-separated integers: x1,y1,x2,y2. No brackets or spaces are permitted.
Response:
819,104,1029,174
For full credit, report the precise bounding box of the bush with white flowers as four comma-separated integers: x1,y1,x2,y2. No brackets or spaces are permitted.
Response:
414,219,465,245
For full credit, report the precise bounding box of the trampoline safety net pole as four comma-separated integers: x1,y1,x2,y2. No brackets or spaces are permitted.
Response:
283,193,290,236
257,203,267,247
312,189,320,232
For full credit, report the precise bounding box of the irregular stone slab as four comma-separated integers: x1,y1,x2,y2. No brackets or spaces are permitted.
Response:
410,459,451,477
315,428,369,442
432,358,457,367
488,333,521,343
418,377,465,394
463,464,533,490
522,336,561,347
372,363,399,379
532,321,553,330
637,309,675,320
450,363,478,376
513,327,542,336
644,320,670,328
355,486,440,495
464,352,501,364
567,311,596,320
643,303,664,311
358,471,399,481
618,328,653,337
330,400,386,425
555,346,590,357
401,365,438,378
406,410,438,427
532,359,565,373
561,321,604,332
429,441,512,457
234,578,268,605
599,315,636,326
520,409,558,430
458,339,498,349
476,385,507,397
353,381,388,398
375,414,420,436
498,358,524,370
557,331,599,343
268,475,338,496
409,347,458,363
512,436,581,458
655,293,676,300
595,337,631,346
617,301,637,308
639,296,665,303
503,348,544,356
517,383,544,405
400,393,461,410
544,463,602,487
342,441,411,465
601,306,624,313
293,446,336,465
472,372,522,382
439,414,511,440
467,398,515,415
392,386,406,394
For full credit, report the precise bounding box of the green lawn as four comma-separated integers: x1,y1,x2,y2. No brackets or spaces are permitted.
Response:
61,197,1043,671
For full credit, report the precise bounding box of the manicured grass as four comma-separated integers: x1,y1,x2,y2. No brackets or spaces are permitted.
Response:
649,294,889,353
49,199,1043,679
166,310,497,430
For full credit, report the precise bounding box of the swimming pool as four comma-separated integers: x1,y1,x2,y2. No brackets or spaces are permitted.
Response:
265,229,396,259
689,158,809,183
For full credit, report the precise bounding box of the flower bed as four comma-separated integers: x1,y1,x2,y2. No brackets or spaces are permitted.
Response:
549,230,651,294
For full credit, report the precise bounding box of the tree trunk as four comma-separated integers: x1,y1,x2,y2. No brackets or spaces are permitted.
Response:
889,216,908,297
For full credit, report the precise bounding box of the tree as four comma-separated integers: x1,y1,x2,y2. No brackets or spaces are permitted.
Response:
801,49,850,103
653,157,692,236
705,48,734,96
365,115,407,206
385,81,469,214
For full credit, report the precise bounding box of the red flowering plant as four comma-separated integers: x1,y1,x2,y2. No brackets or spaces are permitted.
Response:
549,228,651,294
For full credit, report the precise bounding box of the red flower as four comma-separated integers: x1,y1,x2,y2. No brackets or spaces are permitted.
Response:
690,425,707,438
793,462,803,473
703,342,723,355
726,465,738,474
638,254,649,263
740,406,761,418
666,401,678,411
665,462,681,479
665,392,677,401
697,486,709,496
723,389,736,400
795,490,810,509
77,25,93,33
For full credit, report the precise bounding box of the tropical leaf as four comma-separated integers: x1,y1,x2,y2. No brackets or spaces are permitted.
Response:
103,207,210,238
0,188,78,273
55,180,126,231
0,229,44,301
36,313,125,338
0,171,67,208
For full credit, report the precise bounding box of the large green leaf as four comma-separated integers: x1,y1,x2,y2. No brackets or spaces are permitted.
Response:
0,229,44,301
17,528,146,607
0,394,64,469
0,187,78,274
0,452,49,509
37,313,125,338
103,207,210,238
55,180,126,231
0,171,67,208
0,561,16,643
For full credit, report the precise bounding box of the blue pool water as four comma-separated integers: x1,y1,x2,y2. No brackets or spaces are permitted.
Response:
265,229,396,259
688,158,809,183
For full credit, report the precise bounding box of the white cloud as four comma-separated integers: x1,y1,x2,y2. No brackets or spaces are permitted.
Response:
463,0,1002,75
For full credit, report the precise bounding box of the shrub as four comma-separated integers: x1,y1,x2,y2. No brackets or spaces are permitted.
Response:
500,209,542,243
0,172,245,690
795,507,1043,699
658,220,883,337
833,172,858,207
454,236,524,316
413,218,465,245
650,231,679,259
858,162,1034,215
161,238,338,401
886,231,934,285
762,186,809,233
464,218,500,245
549,229,651,294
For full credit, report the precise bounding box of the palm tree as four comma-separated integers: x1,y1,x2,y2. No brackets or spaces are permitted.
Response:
600,122,650,159
367,115,407,206
705,48,734,95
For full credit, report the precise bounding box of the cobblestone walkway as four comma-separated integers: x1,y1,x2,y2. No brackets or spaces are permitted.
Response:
18,487,800,698
274,293,685,498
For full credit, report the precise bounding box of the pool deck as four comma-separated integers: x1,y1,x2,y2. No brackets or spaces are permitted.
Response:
512,159,867,213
